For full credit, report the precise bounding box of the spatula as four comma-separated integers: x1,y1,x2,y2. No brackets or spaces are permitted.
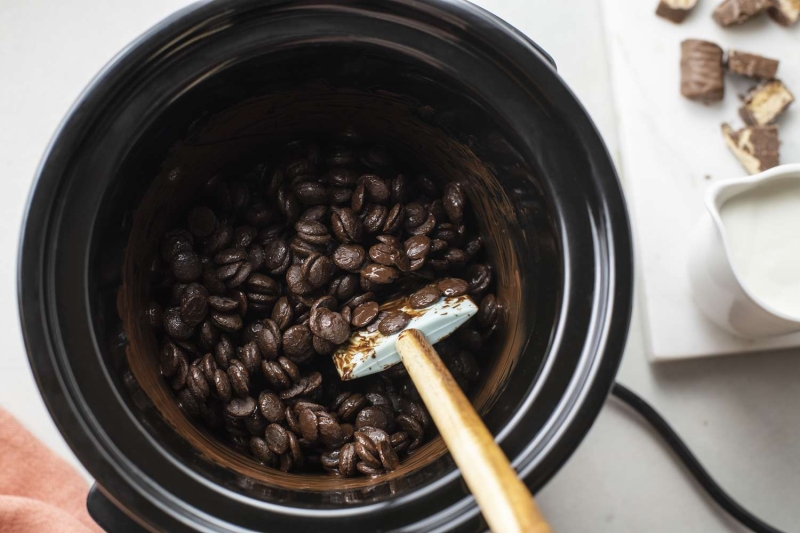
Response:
332,294,552,533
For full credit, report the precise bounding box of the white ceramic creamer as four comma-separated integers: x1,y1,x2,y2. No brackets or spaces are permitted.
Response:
688,164,800,338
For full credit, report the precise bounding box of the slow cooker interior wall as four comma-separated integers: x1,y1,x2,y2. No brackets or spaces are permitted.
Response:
95,48,557,505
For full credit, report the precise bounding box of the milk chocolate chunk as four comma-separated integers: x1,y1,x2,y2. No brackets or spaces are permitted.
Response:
726,50,779,80
768,0,800,24
721,123,780,175
680,40,725,102
713,0,775,26
739,80,795,126
657,0,699,22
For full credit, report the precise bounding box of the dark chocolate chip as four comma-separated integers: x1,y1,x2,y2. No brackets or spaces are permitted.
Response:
378,312,411,336
351,301,380,327
409,285,441,309
225,396,256,418
361,263,399,284
437,278,469,297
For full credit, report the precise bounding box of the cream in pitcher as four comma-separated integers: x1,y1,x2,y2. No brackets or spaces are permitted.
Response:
719,177,800,318
688,164,800,338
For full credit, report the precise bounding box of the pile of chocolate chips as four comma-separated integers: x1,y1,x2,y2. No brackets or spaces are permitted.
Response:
147,140,500,477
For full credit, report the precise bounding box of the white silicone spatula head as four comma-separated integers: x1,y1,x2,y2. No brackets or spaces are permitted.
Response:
332,294,478,380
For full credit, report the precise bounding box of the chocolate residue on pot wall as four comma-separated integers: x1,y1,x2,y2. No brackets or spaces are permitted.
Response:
120,84,526,492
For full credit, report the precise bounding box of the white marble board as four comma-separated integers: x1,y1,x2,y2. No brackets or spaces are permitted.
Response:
602,0,800,360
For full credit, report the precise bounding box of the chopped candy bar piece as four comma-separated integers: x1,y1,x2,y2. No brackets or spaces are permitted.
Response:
726,50,779,80
768,0,800,25
739,80,794,126
721,123,780,175
713,0,775,26
657,0,699,22
681,40,725,102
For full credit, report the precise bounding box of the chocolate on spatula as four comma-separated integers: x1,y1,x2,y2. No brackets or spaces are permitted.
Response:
656,0,699,22
739,80,795,126
333,292,478,380
769,0,800,24
713,0,775,26
721,123,780,175
681,40,725,102
726,50,779,80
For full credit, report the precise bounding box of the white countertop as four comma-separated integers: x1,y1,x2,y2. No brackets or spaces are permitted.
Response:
1,1,798,531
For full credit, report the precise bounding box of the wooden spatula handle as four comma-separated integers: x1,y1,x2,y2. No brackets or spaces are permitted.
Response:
395,329,551,533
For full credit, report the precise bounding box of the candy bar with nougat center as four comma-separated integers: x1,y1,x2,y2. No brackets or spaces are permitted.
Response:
656,0,699,22
739,80,794,126
769,0,800,25
721,123,780,175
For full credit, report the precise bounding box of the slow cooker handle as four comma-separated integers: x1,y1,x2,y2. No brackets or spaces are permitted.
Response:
529,42,556,70
87,485,150,533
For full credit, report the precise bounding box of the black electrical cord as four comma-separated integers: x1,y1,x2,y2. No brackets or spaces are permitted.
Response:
611,382,785,533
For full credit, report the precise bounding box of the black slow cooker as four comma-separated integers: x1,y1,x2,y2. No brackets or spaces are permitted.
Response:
18,1,633,531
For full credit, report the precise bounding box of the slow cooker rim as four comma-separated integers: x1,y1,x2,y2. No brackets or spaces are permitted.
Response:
18,0,633,531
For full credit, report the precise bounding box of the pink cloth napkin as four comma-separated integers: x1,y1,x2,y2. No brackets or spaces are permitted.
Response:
0,408,101,533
